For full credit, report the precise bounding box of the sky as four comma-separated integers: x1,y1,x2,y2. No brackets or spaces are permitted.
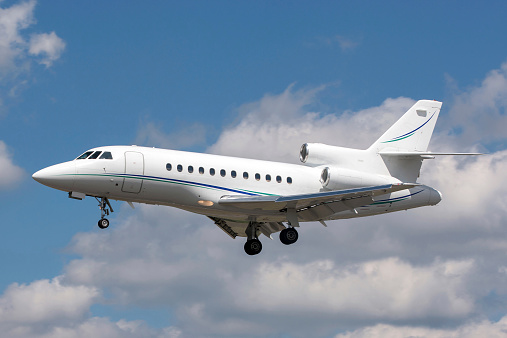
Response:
1,0,507,337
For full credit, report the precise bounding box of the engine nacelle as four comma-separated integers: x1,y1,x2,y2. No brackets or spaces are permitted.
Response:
300,143,345,166
319,166,400,190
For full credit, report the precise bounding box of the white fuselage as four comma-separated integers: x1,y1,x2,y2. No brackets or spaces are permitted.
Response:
33,145,441,223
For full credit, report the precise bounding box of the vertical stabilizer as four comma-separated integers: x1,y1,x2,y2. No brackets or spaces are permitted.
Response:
368,100,442,153
368,100,442,183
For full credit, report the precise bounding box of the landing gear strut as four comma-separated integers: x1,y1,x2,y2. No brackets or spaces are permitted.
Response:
96,197,113,229
244,221,262,255
280,227,299,245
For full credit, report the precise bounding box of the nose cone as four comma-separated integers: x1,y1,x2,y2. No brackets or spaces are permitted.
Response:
33,161,76,191
429,188,442,205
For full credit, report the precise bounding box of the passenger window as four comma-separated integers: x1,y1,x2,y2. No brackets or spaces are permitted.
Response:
188,166,194,173
177,164,183,172
266,174,271,182
231,170,237,178
276,175,282,183
76,151,93,160
210,168,215,176
88,151,102,159
199,167,204,174
255,173,260,181
220,169,226,177
166,163,172,171
287,177,293,184
243,172,249,179
99,151,113,159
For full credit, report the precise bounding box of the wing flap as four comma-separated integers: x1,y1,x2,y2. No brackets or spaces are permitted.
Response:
207,217,285,239
219,183,417,212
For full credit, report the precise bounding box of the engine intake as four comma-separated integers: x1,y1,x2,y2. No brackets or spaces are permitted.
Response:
300,143,348,166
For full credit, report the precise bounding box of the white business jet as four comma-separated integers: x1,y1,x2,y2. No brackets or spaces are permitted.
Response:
33,100,480,255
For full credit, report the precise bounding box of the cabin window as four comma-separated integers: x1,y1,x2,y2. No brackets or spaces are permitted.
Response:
76,151,93,160
210,168,215,176
166,163,172,171
243,172,249,179
255,173,260,181
266,174,271,182
88,151,102,159
276,175,282,183
231,170,237,178
199,167,204,174
287,177,293,184
177,164,183,172
188,166,194,173
220,169,226,177
99,152,113,159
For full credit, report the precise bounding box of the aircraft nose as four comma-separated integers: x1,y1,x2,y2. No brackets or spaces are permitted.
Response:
32,168,48,183
32,162,76,191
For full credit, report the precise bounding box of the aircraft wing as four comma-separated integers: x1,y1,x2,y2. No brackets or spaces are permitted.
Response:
218,183,418,222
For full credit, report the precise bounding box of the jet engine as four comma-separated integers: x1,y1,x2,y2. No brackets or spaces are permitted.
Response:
300,143,350,166
319,166,398,190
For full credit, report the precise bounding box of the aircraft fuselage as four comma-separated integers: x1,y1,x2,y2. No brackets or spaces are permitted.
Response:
33,145,441,223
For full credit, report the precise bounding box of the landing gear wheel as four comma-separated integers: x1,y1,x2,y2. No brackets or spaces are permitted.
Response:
98,218,109,229
244,239,262,255
280,227,298,245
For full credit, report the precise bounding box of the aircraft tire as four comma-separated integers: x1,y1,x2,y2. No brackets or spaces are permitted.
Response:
98,218,110,229
280,227,298,245
244,239,262,255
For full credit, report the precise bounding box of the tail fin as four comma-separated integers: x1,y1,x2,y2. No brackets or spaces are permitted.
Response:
368,100,442,153
368,100,442,183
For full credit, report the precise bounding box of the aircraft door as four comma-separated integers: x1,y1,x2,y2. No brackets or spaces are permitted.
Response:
122,151,144,193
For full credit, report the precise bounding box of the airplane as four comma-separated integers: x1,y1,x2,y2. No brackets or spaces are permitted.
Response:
32,100,481,255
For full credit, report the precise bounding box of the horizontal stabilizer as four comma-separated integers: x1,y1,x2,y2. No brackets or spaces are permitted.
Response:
379,150,483,158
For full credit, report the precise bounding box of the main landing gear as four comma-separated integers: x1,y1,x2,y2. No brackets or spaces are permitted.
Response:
244,222,262,255
279,227,298,245
96,197,113,229
243,222,299,255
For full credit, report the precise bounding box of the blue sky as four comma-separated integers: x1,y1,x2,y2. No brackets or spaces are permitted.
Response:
1,1,507,337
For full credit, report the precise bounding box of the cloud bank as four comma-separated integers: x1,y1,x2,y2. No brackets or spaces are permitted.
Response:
4,60,507,336
0,0,65,111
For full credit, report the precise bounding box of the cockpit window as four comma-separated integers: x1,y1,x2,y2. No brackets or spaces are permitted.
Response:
99,151,113,159
76,151,93,160
88,151,102,159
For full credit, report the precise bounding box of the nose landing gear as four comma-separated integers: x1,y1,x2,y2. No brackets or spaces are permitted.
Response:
96,197,113,229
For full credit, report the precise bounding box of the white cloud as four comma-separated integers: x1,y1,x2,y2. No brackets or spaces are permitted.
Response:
334,35,360,51
135,120,207,150
58,205,485,337
317,35,361,51
0,0,65,108
98,71,507,336
29,31,66,67
444,61,507,148
208,84,414,162
230,258,474,320
0,277,98,324
336,316,507,338
8,61,507,336
0,276,180,337
0,0,35,76
0,140,24,189
422,150,507,223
